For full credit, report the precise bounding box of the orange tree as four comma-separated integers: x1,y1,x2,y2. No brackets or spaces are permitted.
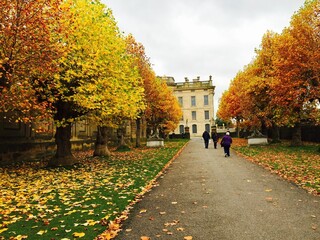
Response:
126,35,182,141
217,69,251,136
125,35,150,147
271,0,320,145
0,0,65,122
218,0,320,144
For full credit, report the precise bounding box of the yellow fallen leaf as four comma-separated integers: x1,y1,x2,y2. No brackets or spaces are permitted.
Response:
184,236,193,240
265,189,272,192
37,230,47,235
140,209,147,213
73,232,85,238
0,228,8,234
15,235,28,240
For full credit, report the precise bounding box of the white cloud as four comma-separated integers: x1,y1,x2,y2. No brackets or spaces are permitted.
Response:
102,0,305,116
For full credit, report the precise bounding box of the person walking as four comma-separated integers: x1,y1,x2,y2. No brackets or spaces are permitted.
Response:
221,131,232,157
202,130,210,149
211,131,219,149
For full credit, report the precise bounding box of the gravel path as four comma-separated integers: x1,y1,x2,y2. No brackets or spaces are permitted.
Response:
115,138,319,240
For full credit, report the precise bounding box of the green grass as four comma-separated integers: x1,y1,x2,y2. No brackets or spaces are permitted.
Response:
0,139,188,240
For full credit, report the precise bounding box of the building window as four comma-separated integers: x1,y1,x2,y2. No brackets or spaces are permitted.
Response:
191,96,196,106
192,124,197,133
178,97,183,106
179,125,184,134
204,110,209,120
205,124,210,132
180,114,184,121
204,95,209,105
192,111,196,120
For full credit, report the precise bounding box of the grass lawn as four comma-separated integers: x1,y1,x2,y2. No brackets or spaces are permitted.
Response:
0,139,188,240
232,138,320,196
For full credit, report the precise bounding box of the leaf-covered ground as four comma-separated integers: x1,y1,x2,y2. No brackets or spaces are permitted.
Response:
0,139,188,240
232,138,320,196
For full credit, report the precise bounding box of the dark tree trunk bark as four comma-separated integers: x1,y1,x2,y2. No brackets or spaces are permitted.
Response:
48,100,77,167
94,126,111,157
48,123,77,166
136,118,141,148
236,118,240,138
271,123,281,143
291,123,302,146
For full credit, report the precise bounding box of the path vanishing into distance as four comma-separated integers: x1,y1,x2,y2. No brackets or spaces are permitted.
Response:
115,138,319,240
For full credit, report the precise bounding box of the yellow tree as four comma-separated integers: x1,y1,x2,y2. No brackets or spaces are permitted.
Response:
47,0,144,165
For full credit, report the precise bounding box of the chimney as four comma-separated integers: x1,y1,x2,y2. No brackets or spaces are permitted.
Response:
185,77,189,82
209,75,212,80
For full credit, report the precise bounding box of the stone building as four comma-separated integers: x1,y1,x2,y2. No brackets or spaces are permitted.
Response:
163,75,215,137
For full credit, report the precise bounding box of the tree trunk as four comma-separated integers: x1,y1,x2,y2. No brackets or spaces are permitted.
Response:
136,118,141,148
271,123,281,143
291,123,302,146
236,118,240,138
94,126,111,157
48,123,77,167
120,127,126,146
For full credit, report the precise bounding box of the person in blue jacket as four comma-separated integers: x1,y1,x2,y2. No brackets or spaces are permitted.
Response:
221,131,232,157
202,130,210,149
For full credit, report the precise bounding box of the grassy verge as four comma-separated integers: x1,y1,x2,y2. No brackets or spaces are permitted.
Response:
0,139,188,240
232,138,320,196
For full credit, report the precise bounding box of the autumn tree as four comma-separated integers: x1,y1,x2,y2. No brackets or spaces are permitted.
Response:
125,35,150,147
125,35,182,143
45,0,145,165
218,0,319,144
217,70,252,137
271,0,320,145
0,0,65,122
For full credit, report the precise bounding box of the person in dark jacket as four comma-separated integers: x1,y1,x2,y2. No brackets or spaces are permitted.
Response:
202,130,210,148
221,131,232,157
211,131,219,149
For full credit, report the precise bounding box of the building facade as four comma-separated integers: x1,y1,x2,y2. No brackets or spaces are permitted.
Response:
164,75,215,137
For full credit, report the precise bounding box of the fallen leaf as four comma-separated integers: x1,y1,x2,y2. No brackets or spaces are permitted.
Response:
265,197,273,202
73,232,85,238
184,236,193,240
15,235,28,240
140,237,151,240
140,209,147,213
37,230,47,235
177,227,185,231
0,228,8,234
265,189,272,192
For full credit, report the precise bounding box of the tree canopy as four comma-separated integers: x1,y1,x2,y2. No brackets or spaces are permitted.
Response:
217,0,320,144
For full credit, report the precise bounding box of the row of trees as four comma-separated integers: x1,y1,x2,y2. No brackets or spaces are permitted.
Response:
217,0,319,146
0,0,182,166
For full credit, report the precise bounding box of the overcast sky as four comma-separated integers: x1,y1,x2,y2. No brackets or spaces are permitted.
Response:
101,0,305,117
